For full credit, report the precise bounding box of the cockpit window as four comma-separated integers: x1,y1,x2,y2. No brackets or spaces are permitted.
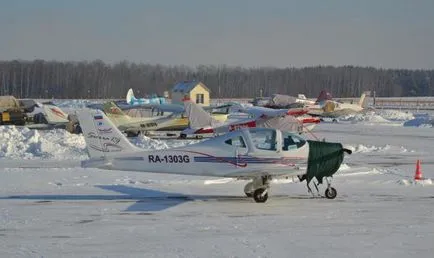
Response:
211,107,230,114
249,128,277,151
225,136,247,148
282,131,306,151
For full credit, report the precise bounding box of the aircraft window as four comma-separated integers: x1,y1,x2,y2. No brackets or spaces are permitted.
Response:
224,136,247,148
282,132,306,151
249,129,276,151
212,107,230,114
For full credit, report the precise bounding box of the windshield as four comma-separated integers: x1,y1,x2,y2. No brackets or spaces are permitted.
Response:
224,136,247,149
249,128,277,151
281,131,306,151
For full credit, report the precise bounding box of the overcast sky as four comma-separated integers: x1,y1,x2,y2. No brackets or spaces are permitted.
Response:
1,0,434,69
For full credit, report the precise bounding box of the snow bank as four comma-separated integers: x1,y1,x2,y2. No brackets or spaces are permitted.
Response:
0,126,87,160
398,178,433,186
340,112,391,124
376,109,414,121
339,110,414,125
0,126,201,160
344,144,413,153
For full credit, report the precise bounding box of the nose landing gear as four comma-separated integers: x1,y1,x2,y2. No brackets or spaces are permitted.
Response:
304,176,338,199
324,177,337,199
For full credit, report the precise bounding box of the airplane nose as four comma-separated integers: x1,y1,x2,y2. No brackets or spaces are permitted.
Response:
305,140,352,184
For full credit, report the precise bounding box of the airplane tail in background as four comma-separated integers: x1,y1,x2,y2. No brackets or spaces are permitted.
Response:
358,92,367,107
126,88,137,105
315,90,333,104
184,100,220,129
43,104,69,124
77,109,141,159
102,102,132,126
126,88,166,105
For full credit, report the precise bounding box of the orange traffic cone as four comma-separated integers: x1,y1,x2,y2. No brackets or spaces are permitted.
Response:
414,159,423,180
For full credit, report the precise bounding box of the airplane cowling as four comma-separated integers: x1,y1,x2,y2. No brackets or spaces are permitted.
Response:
305,140,352,184
323,101,336,112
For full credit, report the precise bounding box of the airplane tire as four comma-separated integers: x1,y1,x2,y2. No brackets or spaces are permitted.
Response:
244,182,254,197
325,187,337,199
253,188,268,203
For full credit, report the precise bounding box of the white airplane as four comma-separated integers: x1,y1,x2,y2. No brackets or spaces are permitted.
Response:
77,109,351,203
180,100,320,138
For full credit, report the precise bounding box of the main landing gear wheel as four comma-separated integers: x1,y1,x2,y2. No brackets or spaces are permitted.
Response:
325,187,337,199
244,182,254,197
253,188,268,203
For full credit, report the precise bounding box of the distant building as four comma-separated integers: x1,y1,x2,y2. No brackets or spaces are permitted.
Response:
171,81,210,106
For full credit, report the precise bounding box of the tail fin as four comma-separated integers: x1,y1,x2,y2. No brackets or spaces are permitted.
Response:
126,88,136,105
315,90,333,104
77,109,141,159
358,92,367,107
184,100,220,129
102,102,131,126
43,104,69,124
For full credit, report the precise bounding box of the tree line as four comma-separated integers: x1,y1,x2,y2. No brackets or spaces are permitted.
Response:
0,60,433,99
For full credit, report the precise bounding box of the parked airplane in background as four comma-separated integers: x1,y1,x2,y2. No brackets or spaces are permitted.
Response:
307,90,369,118
126,88,167,105
0,96,80,133
102,101,229,137
251,93,316,108
77,109,351,203
181,100,320,138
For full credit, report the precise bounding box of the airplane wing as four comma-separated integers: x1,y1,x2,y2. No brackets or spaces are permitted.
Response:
203,103,234,111
115,103,185,113
238,106,308,118
118,103,235,114
238,106,287,118
256,116,302,133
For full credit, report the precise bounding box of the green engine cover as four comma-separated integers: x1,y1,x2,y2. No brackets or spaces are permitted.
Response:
306,140,348,184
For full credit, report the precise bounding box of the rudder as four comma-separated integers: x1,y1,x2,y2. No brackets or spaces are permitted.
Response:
43,104,69,124
77,109,141,159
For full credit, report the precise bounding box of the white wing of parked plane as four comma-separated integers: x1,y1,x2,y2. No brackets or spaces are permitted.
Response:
182,100,304,136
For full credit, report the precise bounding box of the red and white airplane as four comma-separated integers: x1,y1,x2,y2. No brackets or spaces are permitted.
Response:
180,100,320,138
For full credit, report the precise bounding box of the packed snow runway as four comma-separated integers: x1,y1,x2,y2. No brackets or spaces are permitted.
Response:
1,109,434,257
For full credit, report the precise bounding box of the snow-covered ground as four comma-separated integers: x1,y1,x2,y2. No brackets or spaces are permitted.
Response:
1,107,434,257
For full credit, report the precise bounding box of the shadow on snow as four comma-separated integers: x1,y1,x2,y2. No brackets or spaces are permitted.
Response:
0,185,319,212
